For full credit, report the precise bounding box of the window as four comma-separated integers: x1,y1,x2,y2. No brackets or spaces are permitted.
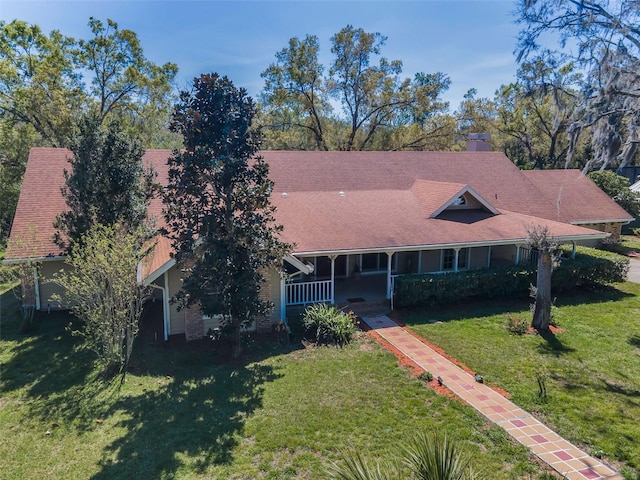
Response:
442,248,469,271
442,249,455,270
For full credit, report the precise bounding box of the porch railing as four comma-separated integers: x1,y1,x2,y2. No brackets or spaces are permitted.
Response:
286,280,332,306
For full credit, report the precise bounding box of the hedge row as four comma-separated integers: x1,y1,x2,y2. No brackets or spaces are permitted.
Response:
394,246,629,308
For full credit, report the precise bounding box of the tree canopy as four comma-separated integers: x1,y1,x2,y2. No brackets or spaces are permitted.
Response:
0,17,178,246
54,116,157,251
588,170,640,216
164,73,290,357
52,223,151,376
259,25,451,151
516,0,640,172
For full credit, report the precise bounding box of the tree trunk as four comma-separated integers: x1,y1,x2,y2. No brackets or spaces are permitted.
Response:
532,249,552,331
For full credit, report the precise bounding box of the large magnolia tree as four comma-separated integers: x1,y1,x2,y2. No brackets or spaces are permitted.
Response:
164,73,290,357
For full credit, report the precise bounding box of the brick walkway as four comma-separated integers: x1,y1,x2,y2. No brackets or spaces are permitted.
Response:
362,315,622,480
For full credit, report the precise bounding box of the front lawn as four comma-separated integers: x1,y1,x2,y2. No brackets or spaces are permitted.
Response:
1,290,544,479
395,282,640,477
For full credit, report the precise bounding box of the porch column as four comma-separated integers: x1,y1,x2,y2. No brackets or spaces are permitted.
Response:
487,246,492,268
571,241,577,259
280,275,287,323
515,245,521,265
453,248,460,272
329,255,337,304
418,251,423,274
386,252,394,299
33,267,41,311
163,271,171,340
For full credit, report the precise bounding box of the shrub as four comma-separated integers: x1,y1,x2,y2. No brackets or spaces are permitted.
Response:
302,303,356,347
394,246,629,308
418,371,434,382
505,313,529,335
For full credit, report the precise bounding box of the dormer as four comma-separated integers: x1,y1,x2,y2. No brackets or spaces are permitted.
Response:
411,180,499,218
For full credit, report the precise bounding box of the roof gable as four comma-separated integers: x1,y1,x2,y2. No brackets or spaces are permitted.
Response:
410,180,499,218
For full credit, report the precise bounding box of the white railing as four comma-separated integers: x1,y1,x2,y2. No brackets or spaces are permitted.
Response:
286,280,332,306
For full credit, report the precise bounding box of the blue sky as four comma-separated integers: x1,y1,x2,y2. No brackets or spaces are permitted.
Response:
1,0,522,110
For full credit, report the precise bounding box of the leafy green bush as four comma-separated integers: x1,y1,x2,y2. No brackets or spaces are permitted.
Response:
302,303,356,347
395,246,629,308
418,371,434,382
505,313,529,335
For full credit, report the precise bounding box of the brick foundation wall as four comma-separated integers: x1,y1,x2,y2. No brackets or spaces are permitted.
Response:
184,306,204,342
604,222,623,241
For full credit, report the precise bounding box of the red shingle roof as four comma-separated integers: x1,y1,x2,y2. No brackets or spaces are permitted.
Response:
521,169,634,224
6,149,619,279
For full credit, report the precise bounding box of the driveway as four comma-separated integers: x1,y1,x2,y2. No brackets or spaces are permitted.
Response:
628,258,640,283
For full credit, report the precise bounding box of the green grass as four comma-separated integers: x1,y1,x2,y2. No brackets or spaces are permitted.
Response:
396,282,640,476
1,291,547,479
604,234,640,256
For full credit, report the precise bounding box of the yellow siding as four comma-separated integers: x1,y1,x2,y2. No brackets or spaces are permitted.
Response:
39,261,71,309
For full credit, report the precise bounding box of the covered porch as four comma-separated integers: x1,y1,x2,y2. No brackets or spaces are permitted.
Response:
282,242,562,311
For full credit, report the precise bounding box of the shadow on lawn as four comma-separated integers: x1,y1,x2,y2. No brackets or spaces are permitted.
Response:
629,334,640,349
0,291,95,403
92,361,282,479
398,284,635,325
3,289,290,477
536,329,575,356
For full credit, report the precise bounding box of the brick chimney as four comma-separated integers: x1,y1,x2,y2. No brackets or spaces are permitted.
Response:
467,133,491,151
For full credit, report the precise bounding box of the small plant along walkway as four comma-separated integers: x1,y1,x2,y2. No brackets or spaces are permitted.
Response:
362,315,622,480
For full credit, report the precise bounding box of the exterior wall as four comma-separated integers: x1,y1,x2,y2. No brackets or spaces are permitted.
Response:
396,251,419,274
577,222,624,241
419,250,441,272
256,267,281,333
491,245,517,266
165,264,282,339
469,246,491,269
184,305,204,342
39,261,71,310
166,265,185,335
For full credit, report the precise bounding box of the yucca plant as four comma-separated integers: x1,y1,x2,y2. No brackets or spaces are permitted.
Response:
329,433,479,480
328,450,396,480
403,432,477,480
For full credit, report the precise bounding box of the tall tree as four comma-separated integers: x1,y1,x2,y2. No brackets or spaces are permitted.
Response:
164,73,290,357
54,116,157,251
0,18,177,245
456,88,497,148
0,121,40,245
495,59,583,169
259,25,450,151
77,18,178,126
0,20,83,147
260,35,331,150
516,0,640,172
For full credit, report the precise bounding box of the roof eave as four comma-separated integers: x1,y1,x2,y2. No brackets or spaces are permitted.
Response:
292,233,608,257
2,255,66,265
143,258,176,286
570,218,634,225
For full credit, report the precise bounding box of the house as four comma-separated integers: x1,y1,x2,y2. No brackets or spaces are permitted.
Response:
4,147,634,341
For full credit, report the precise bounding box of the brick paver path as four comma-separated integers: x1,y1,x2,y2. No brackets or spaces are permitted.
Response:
362,315,622,480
